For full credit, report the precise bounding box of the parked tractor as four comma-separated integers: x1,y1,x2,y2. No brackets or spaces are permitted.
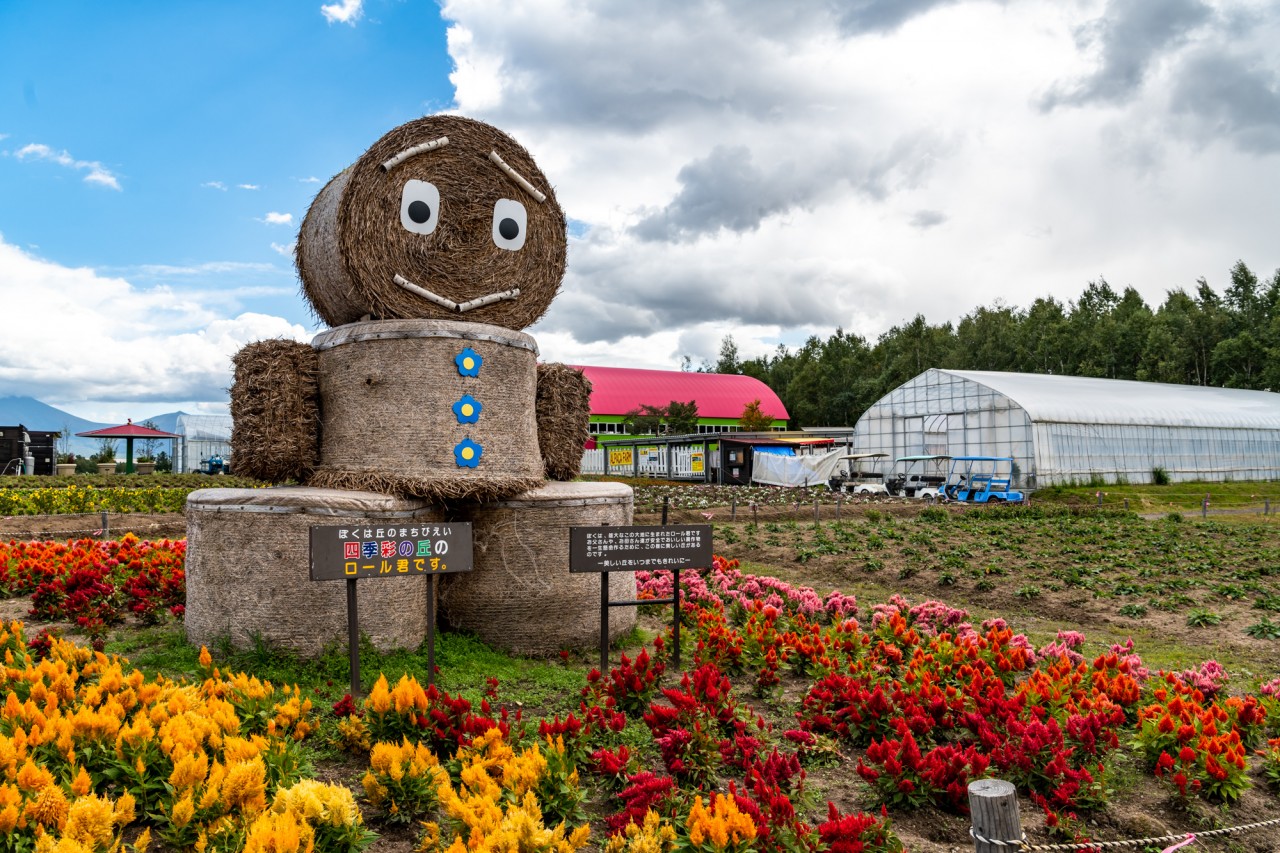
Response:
941,456,1024,503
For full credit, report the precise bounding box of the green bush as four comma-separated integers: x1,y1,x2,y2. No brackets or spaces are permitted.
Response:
1152,467,1170,485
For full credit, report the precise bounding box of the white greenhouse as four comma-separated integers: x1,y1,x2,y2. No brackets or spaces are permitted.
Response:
852,369,1280,488
174,414,233,474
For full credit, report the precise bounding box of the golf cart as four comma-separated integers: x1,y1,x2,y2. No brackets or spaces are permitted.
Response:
941,456,1025,503
828,452,890,495
887,454,951,502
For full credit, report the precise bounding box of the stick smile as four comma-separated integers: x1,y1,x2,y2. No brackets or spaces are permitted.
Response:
393,274,520,313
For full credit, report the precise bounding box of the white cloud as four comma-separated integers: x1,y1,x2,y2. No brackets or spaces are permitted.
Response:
202,181,227,191
0,234,309,407
320,0,363,25
271,241,297,258
261,212,294,225
15,143,122,190
238,183,260,190
437,0,1280,370
298,176,321,183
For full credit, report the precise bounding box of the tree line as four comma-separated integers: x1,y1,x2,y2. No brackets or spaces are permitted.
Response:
704,260,1280,428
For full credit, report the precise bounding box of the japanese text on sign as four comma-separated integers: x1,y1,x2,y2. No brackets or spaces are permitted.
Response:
568,524,712,573
309,523,473,581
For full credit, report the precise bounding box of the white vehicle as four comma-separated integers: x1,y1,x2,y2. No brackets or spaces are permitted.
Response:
828,452,890,495
887,454,951,503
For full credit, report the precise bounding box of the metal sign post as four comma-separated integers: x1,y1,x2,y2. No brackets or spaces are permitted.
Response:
310,522,473,696
569,522,712,672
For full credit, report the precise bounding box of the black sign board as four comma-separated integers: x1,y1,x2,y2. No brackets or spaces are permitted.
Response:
569,524,712,573
310,522,473,581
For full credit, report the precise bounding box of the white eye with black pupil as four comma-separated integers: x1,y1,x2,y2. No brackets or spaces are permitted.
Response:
492,198,527,251
400,180,440,235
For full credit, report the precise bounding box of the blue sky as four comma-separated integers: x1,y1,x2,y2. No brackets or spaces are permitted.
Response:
2,0,1279,422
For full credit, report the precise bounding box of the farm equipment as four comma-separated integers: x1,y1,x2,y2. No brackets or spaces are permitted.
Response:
887,454,951,502
828,452,890,495
198,455,229,475
941,456,1025,503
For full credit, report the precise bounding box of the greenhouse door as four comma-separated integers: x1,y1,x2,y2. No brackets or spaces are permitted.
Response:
899,414,951,456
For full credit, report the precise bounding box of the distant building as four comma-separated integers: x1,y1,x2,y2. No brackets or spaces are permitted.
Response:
573,365,789,435
853,369,1280,487
175,414,233,473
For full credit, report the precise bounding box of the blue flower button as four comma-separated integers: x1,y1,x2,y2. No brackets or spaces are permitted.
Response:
454,438,482,468
455,348,482,377
452,395,482,424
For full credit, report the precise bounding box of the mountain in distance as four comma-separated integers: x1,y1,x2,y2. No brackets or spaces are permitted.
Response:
0,396,188,456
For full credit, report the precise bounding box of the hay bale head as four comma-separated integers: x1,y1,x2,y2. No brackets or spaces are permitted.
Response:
437,481,635,655
230,340,320,483
297,115,566,331
536,363,592,481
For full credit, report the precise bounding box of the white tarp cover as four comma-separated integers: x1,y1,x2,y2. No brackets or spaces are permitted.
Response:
751,448,846,487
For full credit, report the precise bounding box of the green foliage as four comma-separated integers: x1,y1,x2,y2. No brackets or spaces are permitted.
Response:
1186,609,1224,628
738,397,776,431
1152,467,1170,486
716,261,1280,428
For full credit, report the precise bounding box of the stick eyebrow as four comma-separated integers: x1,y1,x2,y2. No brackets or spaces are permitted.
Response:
380,136,450,171
487,150,547,203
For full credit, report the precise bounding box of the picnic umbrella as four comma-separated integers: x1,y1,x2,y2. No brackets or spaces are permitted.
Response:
76,419,180,474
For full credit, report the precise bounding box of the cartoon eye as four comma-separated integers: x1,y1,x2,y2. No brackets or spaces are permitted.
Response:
400,180,440,235
491,198,527,251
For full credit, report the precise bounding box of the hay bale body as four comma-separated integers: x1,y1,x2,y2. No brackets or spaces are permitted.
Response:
438,481,635,654
185,487,439,656
308,318,544,502
536,363,592,481
296,115,566,331
230,340,320,483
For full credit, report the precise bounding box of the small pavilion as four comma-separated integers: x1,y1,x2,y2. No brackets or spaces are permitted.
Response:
76,419,181,474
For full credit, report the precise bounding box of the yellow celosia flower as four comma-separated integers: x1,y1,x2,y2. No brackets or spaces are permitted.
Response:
62,792,116,847
366,675,392,715
243,809,315,853
69,766,91,797
199,647,212,669
169,792,196,829
221,757,268,814
133,827,152,852
169,750,209,790
16,759,54,793
684,794,756,851
113,790,136,827
24,783,69,831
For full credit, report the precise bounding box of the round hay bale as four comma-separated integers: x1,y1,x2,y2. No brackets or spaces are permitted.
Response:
296,115,566,331
437,481,635,655
307,318,544,502
185,486,440,656
536,363,592,481
230,340,320,483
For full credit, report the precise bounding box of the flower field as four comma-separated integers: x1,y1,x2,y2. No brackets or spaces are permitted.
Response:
1,525,1280,851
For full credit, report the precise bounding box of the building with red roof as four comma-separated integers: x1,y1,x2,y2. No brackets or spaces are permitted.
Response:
571,365,789,436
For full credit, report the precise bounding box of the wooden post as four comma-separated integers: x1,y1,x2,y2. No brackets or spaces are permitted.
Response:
731,495,737,521
814,498,820,524
968,779,1021,853
100,511,109,541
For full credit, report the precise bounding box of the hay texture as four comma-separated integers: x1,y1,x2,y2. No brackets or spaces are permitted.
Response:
297,115,566,331
230,340,320,483
309,319,545,503
184,487,439,656
536,363,592,481
438,481,635,654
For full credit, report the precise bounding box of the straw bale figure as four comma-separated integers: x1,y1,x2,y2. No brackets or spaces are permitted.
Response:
231,115,585,500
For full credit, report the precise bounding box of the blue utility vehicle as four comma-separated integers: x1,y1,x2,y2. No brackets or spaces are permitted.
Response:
941,456,1024,503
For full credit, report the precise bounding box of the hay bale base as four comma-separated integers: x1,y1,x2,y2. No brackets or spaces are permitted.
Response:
438,481,635,655
185,486,440,656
